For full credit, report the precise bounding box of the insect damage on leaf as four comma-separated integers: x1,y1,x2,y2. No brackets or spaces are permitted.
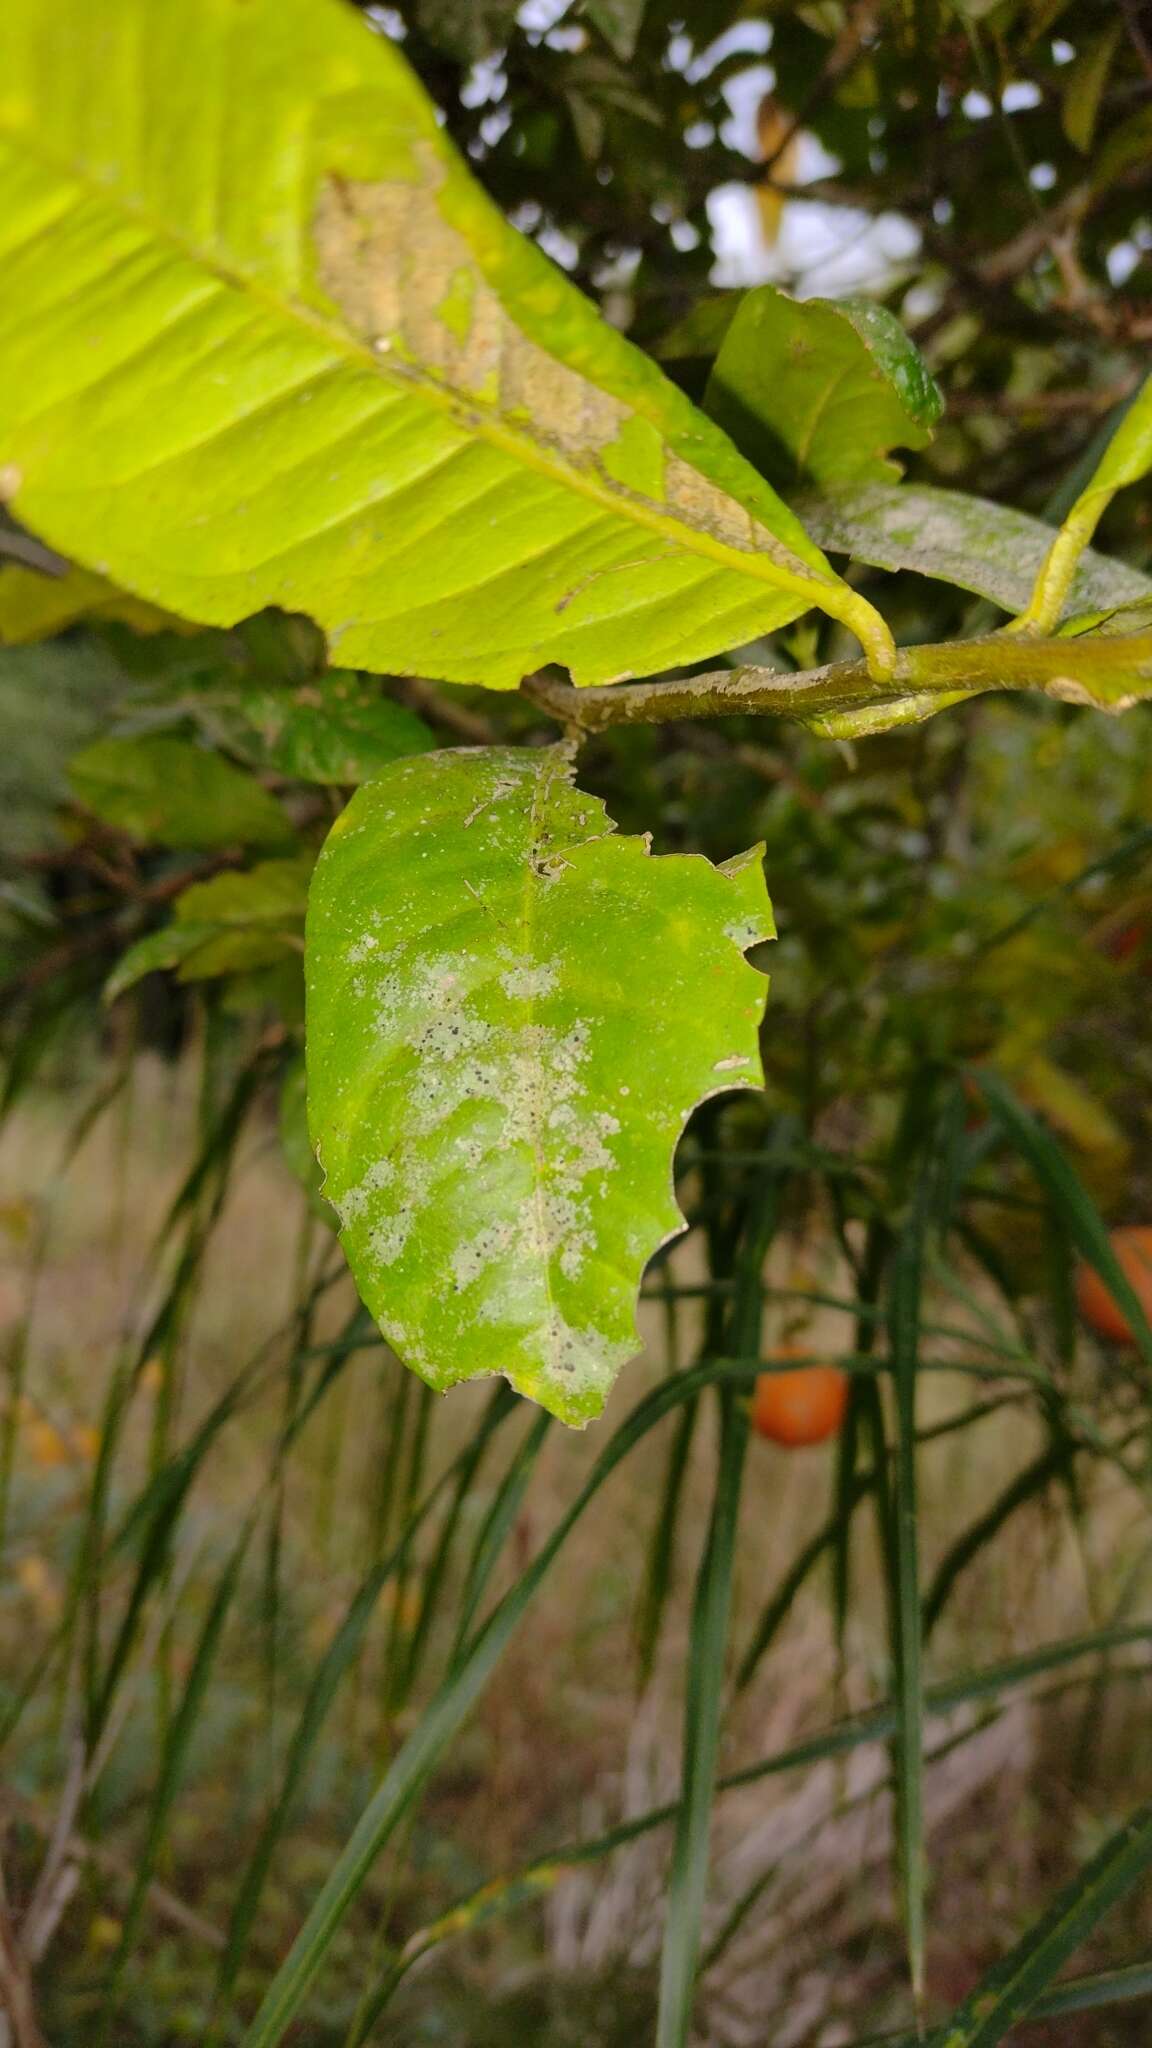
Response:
306,747,774,1425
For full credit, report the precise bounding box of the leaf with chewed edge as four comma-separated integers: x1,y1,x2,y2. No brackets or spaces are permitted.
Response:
306,747,773,1425
704,287,942,491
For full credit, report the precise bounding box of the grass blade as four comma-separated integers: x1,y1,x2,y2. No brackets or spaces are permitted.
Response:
98,1519,255,2036
920,1802,1152,2046
451,1407,552,1659
236,1355,773,2048
922,1442,1070,1639
887,1173,930,2014
737,1468,872,1692
370,1621,1152,2012
635,1396,699,1690
656,1133,791,2047
975,1068,1152,1367
213,1386,516,2022
655,1386,749,2048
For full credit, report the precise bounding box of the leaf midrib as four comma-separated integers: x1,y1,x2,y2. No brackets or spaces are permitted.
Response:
3,114,840,610
521,760,565,1361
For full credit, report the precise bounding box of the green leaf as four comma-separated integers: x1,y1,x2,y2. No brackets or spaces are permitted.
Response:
1060,375,1152,511
653,296,743,366
0,562,179,643
235,673,434,785
176,927,301,982
106,857,311,1001
104,922,222,1003
795,481,1152,618
175,857,312,929
1095,104,1152,192
68,736,294,851
306,746,774,1426
704,287,942,492
1060,22,1122,153
0,0,892,686
580,0,648,62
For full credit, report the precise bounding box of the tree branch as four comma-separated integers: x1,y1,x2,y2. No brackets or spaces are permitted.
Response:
521,632,1152,738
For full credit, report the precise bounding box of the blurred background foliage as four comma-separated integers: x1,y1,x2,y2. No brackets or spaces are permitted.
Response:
2,1,1152,2043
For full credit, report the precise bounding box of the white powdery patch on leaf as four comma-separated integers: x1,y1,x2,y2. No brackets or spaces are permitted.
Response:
307,747,774,1426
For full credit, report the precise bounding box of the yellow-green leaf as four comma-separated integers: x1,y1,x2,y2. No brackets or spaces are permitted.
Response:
0,0,890,687
0,563,180,644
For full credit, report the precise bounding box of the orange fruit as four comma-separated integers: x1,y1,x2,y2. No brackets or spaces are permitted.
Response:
751,1357,849,1447
1076,1226,1152,1346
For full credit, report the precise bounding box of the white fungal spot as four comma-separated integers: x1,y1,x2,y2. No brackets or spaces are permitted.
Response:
500,962,559,1000
725,918,764,948
337,1157,396,1225
368,1215,411,1266
451,1221,515,1290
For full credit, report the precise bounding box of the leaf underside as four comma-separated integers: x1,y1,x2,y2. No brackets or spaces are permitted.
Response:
795,481,1152,618
0,0,870,689
305,748,774,1425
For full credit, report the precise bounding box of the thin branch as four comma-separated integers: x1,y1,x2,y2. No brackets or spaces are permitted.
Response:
19,1736,85,1965
1118,0,1152,81
0,1850,45,2048
396,676,497,744
0,1790,224,1957
0,532,68,580
521,631,1152,736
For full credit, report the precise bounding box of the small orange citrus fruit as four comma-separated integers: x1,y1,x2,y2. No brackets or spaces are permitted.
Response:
1076,1226,1152,1346
752,1356,849,1447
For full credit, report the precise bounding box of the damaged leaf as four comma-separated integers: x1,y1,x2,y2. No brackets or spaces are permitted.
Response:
704,286,942,491
305,747,773,1424
0,0,890,686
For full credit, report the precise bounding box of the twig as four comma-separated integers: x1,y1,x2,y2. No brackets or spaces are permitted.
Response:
0,1848,45,2048
1118,0,1152,81
19,1735,85,1965
0,532,68,580
520,630,1152,735
396,676,497,744
758,4,870,178
0,1790,224,1955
